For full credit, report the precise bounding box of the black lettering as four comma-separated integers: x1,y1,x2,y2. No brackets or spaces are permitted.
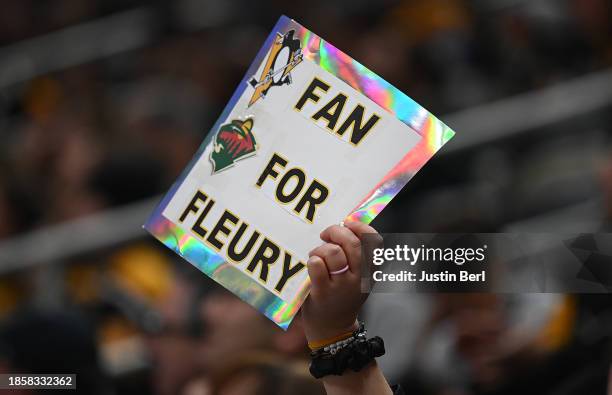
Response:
294,77,330,111
274,252,305,292
276,168,305,203
336,105,380,145
179,190,208,222
256,153,287,187
311,93,346,130
294,180,329,222
247,238,280,282
228,224,261,262
206,210,239,250
191,198,215,238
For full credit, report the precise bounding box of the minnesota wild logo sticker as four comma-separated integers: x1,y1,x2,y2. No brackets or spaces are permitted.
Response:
210,118,257,174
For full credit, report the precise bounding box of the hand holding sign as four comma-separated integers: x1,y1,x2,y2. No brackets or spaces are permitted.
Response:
302,222,379,344
302,222,393,395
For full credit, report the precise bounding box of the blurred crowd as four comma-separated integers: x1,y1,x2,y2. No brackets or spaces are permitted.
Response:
1,0,612,235
0,0,611,394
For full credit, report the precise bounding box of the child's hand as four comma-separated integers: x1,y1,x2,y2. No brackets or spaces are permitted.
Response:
301,221,379,344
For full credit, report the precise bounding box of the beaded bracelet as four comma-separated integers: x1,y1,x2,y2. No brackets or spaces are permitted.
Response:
307,328,357,351
310,322,366,356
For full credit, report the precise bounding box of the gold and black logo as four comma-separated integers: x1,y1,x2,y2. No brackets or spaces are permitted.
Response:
248,30,303,107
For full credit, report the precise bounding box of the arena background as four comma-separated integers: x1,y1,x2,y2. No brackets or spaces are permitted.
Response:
0,0,611,394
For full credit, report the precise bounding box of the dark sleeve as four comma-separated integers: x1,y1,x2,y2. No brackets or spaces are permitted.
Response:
391,384,405,395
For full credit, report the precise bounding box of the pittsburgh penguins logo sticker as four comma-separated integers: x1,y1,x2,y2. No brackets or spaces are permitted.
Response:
210,118,257,174
248,30,303,107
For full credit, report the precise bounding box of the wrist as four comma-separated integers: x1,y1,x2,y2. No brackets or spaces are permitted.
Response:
304,319,359,346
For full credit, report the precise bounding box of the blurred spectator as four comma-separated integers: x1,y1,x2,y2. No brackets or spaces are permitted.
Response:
0,1,611,394
600,154,612,231
194,288,309,374
88,150,164,207
206,352,325,395
0,308,112,395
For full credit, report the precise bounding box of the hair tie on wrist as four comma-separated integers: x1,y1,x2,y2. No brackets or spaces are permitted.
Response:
329,265,349,275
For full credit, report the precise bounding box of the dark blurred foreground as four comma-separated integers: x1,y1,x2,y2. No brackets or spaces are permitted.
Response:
0,0,611,394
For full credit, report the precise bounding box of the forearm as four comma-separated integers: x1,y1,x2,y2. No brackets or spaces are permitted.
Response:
305,317,393,395
321,361,393,395
303,222,392,395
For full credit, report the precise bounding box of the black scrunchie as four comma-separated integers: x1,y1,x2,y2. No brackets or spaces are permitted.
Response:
309,336,385,378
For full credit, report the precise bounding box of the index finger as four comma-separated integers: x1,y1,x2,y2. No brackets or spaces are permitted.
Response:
342,221,379,240
319,225,360,273
343,221,383,283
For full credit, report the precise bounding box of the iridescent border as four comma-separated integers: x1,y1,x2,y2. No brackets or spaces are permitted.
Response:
145,16,455,330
